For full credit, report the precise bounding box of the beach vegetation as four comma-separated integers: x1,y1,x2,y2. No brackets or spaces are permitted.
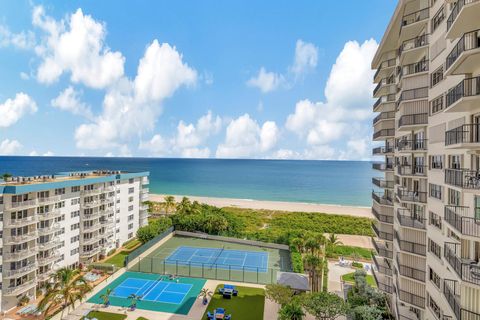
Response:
136,216,172,244
278,297,305,320
265,284,296,306
303,291,348,320
163,195,176,214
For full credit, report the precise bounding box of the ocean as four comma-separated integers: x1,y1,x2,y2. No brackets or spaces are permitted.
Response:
0,157,374,207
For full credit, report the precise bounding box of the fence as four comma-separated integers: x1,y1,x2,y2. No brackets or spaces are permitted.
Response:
124,226,174,266
128,256,279,284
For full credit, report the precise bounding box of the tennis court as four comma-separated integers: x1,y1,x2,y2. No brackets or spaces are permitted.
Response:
165,246,269,272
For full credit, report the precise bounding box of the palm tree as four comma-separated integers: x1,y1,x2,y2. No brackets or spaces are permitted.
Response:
1,173,12,181
326,233,342,255
176,197,192,214
38,268,91,318
304,237,321,257
278,299,305,320
128,293,141,310
100,288,112,307
198,288,213,305
291,238,305,254
303,254,323,292
163,195,176,215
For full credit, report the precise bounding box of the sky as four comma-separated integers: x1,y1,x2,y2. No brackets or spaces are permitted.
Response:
0,0,396,159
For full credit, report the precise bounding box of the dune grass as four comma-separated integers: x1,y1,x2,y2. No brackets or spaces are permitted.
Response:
202,285,265,320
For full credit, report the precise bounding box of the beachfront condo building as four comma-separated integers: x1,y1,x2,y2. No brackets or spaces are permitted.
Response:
0,170,149,312
372,0,480,319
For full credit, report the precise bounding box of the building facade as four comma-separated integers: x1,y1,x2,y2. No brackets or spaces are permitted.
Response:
372,0,480,319
0,170,149,312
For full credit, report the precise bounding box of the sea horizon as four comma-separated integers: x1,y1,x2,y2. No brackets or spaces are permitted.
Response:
0,156,374,207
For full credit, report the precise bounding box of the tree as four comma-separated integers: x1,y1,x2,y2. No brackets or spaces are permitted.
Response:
163,195,176,214
304,237,321,257
349,305,384,320
176,197,192,214
326,233,342,255
303,254,323,292
1,173,12,181
38,268,91,318
265,284,295,306
303,292,347,320
198,288,213,305
100,288,112,307
128,293,141,310
291,238,305,254
279,298,305,320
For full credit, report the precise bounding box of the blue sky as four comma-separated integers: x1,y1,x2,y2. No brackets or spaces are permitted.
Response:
0,0,396,159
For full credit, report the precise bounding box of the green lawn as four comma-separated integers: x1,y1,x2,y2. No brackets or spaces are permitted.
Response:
202,285,265,320
124,238,141,250
83,311,126,320
104,251,128,268
342,272,376,287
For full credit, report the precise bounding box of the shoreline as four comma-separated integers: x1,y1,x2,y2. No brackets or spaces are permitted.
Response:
149,194,373,219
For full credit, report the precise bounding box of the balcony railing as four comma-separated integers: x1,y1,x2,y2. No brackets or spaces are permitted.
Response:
395,231,426,256
444,242,480,285
446,76,480,108
3,279,37,295
396,256,426,281
396,139,427,152
444,205,480,238
446,124,480,146
398,87,429,106
397,189,427,203
443,279,461,320
8,199,37,209
397,208,426,229
446,28,480,70
373,239,393,259
372,223,394,241
400,60,429,79
398,113,428,128
372,207,394,224
372,177,394,189
397,164,427,177
372,146,394,155
373,255,393,276
372,268,393,293
8,231,38,243
372,162,394,172
398,287,425,308
447,0,480,31
445,168,480,189
38,210,62,220
8,215,39,227
4,262,38,278
372,191,393,206
374,58,396,80
373,94,396,111
373,128,395,140
80,246,101,257
3,247,37,261
373,111,395,125
399,34,429,56
402,8,429,27
38,253,59,265
37,195,61,204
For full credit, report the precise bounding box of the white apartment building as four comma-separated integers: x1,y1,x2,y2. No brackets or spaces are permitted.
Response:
0,170,149,312
372,0,480,319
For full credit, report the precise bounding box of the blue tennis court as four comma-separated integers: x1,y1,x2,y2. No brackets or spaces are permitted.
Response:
164,246,269,272
113,277,192,304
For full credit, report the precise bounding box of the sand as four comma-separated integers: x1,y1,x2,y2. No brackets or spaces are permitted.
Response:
149,194,373,219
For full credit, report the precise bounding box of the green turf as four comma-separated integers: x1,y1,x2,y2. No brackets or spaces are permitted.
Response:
82,311,127,320
87,271,206,314
202,285,265,320
124,239,141,250
104,251,128,268
341,272,376,287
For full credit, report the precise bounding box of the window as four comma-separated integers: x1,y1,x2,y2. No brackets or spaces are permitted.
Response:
430,66,443,87
70,223,80,231
429,267,441,289
429,211,442,230
429,184,442,200
430,95,444,114
128,187,134,194
54,188,65,195
430,155,443,169
128,205,134,211
70,210,80,218
70,248,79,256
128,223,133,230
70,235,79,243
54,214,65,222
428,238,442,259
128,232,133,239
450,155,461,169
428,295,441,319
129,178,134,184
54,201,65,209
71,186,80,193
431,6,445,33
448,188,461,206
71,198,80,205
128,196,134,202
128,214,134,221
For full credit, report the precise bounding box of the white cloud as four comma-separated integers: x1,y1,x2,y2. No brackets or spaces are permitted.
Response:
0,25,35,49
290,40,318,77
0,139,22,155
51,86,93,119
272,149,301,160
20,72,30,80
139,134,169,156
181,147,210,158
43,151,55,156
216,114,279,158
285,39,377,160
33,6,125,88
29,150,39,156
247,67,284,93
0,93,38,127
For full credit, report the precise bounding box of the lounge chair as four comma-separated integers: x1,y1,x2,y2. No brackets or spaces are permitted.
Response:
225,315,232,320
207,311,214,319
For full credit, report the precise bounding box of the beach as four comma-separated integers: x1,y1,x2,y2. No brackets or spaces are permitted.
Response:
149,194,373,219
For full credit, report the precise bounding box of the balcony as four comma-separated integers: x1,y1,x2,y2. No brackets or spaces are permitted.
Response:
374,58,396,83
373,238,393,259
372,162,394,172
443,279,461,320
397,287,425,309
445,76,480,113
372,177,394,189
446,29,480,75
372,207,394,224
82,236,100,246
3,248,37,261
81,187,105,196
372,223,394,241
8,215,39,227
401,7,429,41
38,223,61,236
4,262,38,278
140,204,149,211
443,242,480,285
83,223,102,232
395,231,426,256
396,139,427,152
397,188,427,204
373,111,395,126
83,201,101,208
397,87,429,108
397,164,427,177
372,268,393,293
3,279,37,296
38,253,60,265
8,231,38,243
7,199,37,210
373,79,396,98
38,240,60,251
445,124,480,149
80,246,101,258
399,60,429,80
38,210,63,220
446,0,480,39
373,254,393,276
372,191,393,206
100,217,114,225
396,256,425,282
396,208,426,229
372,145,394,156
445,168,480,190
398,113,428,131
142,187,149,194
37,195,61,205
399,34,429,65
82,212,101,220
444,205,480,238
373,94,396,112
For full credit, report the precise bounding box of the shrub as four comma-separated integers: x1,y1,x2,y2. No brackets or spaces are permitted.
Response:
352,261,363,269
290,250,304,273
136,216,172,243
107,249,116,256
